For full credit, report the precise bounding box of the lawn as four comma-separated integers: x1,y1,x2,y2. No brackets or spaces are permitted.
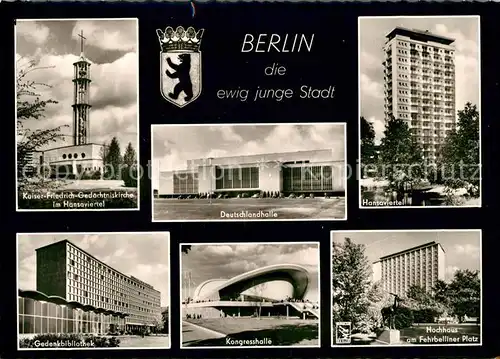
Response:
185,317,319,347
154,197,345,220
117,335,170,348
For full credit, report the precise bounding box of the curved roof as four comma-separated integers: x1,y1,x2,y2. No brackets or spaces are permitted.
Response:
192,264,310,301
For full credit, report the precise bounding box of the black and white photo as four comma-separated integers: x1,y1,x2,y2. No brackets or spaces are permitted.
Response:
152,123,346,221
331,230,481,347
16,19,140,211
180,242,320,348
17,232,170,349
359,16,481,208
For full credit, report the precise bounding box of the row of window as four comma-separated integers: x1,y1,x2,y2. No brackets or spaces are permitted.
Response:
68,245,158,295
282,166,334,192
396,40,453,54
215,167,260,190
67,267,159,301
173,172,199,194
61,153,87,160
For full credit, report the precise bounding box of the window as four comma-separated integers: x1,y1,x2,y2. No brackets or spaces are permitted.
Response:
68,154,72,159
81,153,86,158
74,153,78,159
62,154,67,159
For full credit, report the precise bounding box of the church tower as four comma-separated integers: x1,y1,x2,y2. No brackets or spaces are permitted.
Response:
72,30,92,146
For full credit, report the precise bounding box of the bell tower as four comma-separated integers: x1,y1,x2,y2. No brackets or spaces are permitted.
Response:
72,30,92,146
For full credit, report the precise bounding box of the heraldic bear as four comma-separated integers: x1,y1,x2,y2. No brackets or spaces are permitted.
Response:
166,53,193,101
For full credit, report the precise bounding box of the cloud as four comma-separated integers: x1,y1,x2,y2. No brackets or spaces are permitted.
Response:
16,21,50,45
359,17,480,143
211,126,244,143
445,265,459,279
453,243,479,258
72,20,137,52
360,73,384,100
16,48,138,151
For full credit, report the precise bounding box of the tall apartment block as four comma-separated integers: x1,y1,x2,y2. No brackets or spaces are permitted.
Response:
35,239,162,330
372,241,446,297
383,27,456,163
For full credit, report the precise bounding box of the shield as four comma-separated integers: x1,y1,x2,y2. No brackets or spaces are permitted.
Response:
160,50,202,108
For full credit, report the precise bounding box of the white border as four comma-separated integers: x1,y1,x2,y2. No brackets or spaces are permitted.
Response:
329,229,483,347
179,241,321,349
15,18,141,212
357,15,482,209
151,122,348,222
16,231,171,350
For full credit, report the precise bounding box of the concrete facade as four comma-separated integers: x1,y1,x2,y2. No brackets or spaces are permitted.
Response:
41,143,105,175
159,149,345,196
372,241,446,296
383,27,457,163
35,240,161,328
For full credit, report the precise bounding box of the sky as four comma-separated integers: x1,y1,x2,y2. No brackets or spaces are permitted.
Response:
331,230,481,282
17,233,170,307
359,16,480,143
151,123,345,189
181,243,320,302
16,19,138,153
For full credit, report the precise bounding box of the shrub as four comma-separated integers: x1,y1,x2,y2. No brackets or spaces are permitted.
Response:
413,308,440,323
80,170,101,180
121,165,138,188
394,307,414,329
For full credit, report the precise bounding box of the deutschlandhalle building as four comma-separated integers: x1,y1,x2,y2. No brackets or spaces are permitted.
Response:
158,149,345,197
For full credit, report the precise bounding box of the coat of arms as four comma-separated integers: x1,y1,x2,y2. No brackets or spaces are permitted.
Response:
157,26,204,107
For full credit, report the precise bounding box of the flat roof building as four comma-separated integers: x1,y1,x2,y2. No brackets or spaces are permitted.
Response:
19,239,161,337
159,149,345,197
383,27,457,163
373,241,446,297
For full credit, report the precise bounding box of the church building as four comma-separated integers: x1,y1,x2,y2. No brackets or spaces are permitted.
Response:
38,31,105,177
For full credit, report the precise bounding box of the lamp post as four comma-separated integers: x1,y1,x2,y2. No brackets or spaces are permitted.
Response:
208,157,214,204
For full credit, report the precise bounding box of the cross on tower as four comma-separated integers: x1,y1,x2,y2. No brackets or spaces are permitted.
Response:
78,30,86,54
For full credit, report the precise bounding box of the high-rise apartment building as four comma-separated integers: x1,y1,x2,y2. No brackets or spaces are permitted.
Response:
383,27,456,163
35,239,162,331
372,241,446,297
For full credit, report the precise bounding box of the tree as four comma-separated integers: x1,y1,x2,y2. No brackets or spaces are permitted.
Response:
123,142,137,167
361,117,377,165
16,58,67,184
332,237,371,332
121,142,138,187
432,279,450,307
151,314,164,334
438,103,480,192
447,269,481,322
406,284,434,309
379,116,425,194
366,281,392,329
161,308,169,334
103,137,122,180
181,245,192,254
